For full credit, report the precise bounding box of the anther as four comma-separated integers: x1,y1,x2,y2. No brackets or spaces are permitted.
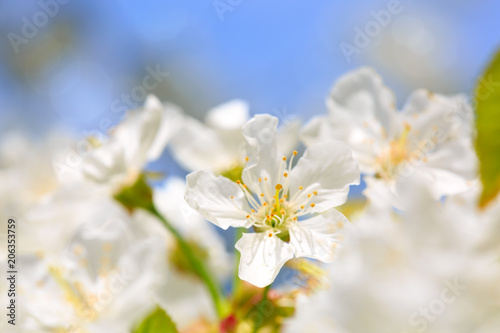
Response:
245,156,249,162
311,203,315,208
300,205,305,209
275,184,283,190
293,151,298,156
236,180,241,184
282,157,287,161
284,172,288,177
246,215,250,218
230,196,234,199
298,186,303,190
313,191,318,195
260,193,265,197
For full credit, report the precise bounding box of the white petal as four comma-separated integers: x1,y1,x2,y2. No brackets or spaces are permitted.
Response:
185,170,252,230
80,141,131,187
301,116,379,173
400,90,473,148
169,115,233,172
328,67,396,137
289,208,348,263
205,99,250,130
363,177,401,209
289,141,360,212
415,167,473,200
146,99,184,162
114,96,164,167
300,115,334,147
277,119,301,156
242,114,282,195
235,232,294,288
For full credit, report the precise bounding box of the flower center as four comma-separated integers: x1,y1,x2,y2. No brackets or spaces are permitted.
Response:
375,123,411,180
49,266,99,322
231,151,320,242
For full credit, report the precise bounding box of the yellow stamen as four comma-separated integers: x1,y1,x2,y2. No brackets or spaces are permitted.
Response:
275,184,283,211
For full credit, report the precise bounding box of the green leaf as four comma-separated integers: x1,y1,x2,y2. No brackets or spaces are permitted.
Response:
133,307,178,333
475,48,500,208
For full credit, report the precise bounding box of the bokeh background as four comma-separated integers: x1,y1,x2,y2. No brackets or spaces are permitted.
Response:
0,0,499,179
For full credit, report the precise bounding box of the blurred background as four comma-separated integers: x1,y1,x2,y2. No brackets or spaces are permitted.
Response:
0,0,499,153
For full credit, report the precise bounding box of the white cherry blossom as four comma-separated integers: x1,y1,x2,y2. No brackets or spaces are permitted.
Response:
301,67,476,207
17,215,166,333
185,114,359,287
80,94,182,192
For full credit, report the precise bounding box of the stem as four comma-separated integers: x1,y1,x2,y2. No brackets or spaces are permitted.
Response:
251,284,272,333
147,205,229,319
232,228,245,298
262,284,271,303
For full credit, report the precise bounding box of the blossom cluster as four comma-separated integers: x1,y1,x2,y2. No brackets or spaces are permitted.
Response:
1,67,498,333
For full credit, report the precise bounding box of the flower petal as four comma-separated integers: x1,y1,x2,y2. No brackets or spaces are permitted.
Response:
170,115,233,172
80,140,130,186
146,97,184,162
204,99,250,131
114,95,165,167
289,208,348,263
242,114,282,195
401,90,473,149
277,119,301,157
289,141,360,212
185,170,252,230
328,67,396,136
235,232,294,288
301,68,395,173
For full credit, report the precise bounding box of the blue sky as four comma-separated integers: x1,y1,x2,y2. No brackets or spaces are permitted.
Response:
1,0,499,135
